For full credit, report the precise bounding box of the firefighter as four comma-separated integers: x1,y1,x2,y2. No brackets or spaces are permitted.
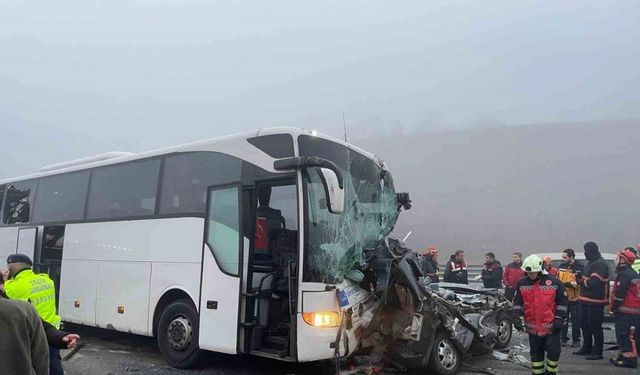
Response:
609,249,640,368
503,252,526,301
574,241,610,360
512,255,568,375
542,256,558,277
627,246,640,273
420,246,440,283
4,254,64,375
557,248,584,347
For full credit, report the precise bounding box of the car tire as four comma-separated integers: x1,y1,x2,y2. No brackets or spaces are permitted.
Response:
157,299,201,369
493,313,513,350
428,331,461,375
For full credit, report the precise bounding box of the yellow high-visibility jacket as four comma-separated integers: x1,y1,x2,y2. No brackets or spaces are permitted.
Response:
5,269,61,329
557,261,585,302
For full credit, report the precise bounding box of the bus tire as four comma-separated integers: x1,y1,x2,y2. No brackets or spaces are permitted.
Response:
157,299,201,368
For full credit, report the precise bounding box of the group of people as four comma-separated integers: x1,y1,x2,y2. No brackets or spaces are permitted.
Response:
419,241,640,374
0,254,79,375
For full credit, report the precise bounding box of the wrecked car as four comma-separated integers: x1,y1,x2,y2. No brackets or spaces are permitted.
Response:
334,238,513,374
295,134,513,374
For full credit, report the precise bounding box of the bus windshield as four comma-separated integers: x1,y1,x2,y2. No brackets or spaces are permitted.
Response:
299,135,399,283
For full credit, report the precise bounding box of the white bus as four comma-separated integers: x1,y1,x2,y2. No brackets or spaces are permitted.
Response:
0,128,402,367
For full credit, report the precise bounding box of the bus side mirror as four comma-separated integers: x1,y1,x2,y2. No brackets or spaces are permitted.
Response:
318,168,344,214
274,156,346,214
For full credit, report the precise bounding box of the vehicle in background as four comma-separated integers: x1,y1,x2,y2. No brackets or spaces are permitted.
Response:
536,252,617,282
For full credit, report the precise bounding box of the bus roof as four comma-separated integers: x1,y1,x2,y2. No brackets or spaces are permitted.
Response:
0,127,381,185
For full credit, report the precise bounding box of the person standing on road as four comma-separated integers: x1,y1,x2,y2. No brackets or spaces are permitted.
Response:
542,256,558,277
503,252,526,301
574,241,610,361
481,252,503,289
627,247,640,273
0,270,50,375
4,254,64,375
557,248,584,348
420,246,440,283
609,249,640,368
1,271,79,352
512,255,568,375
443,250,468,284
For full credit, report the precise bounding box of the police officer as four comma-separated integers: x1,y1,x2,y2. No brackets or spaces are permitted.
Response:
420,246,440,283
512,255,568,375
609,249,640,368
574,241,610,360
5,254,64,375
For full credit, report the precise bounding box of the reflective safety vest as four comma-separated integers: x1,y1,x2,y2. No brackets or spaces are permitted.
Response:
518,277,559,336
633,259,640,274
611,278,640,315
557,265,581,301
5,269,61,328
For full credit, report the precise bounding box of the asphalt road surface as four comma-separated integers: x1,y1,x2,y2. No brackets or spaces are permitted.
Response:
60,323,639,375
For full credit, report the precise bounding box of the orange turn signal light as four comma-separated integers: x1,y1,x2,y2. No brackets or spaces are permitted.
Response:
302,311,341,327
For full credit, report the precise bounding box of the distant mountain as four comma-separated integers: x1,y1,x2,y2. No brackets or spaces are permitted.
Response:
354,120,640,264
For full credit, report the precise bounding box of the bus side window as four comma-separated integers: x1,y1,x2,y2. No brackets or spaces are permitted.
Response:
3,182,34,224
205,187,241,276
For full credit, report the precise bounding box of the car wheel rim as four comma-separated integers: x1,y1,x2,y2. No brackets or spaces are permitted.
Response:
437,339,457,370
167,316,193,351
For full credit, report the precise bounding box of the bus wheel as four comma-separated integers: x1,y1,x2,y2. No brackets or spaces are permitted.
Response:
157,299,201,368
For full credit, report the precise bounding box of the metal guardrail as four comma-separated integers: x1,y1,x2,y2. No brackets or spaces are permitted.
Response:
437,265,484,280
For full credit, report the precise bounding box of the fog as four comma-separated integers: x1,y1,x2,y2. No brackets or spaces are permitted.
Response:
1,1,639,262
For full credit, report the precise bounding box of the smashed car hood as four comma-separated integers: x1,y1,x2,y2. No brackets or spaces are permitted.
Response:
334,238,512,370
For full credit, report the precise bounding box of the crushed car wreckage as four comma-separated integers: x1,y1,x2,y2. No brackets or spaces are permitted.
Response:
298,148,512,374
333,238,513,374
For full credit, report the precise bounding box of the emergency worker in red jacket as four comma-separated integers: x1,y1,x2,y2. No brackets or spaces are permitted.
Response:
503,252,526,301
542,256,558,277
609,249,640,368
512,255,568,375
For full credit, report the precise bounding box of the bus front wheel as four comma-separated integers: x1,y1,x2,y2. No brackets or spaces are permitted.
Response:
157,299,201,368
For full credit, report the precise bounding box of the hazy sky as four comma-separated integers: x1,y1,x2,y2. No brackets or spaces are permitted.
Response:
1,1,640,177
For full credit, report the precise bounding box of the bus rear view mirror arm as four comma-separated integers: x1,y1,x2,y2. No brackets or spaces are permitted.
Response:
273,157,343,188
274,157,345,214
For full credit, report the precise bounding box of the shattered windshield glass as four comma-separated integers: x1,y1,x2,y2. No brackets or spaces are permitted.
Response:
299,135,400,283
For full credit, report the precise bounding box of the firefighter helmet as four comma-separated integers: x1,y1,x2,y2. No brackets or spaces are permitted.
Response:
522,255,543,273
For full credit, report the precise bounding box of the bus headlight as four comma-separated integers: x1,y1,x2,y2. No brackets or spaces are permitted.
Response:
302,311,341,327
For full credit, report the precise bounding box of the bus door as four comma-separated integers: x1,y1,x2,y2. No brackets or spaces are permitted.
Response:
37,225,65,308
241,179,298,359
199,184,243,354
16,226,38,259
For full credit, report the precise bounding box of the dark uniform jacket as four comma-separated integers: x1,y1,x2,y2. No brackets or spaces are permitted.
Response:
0,297,49,375
578,257,610,305
482,260,503,288
421,255,440,283
444,260,468,284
